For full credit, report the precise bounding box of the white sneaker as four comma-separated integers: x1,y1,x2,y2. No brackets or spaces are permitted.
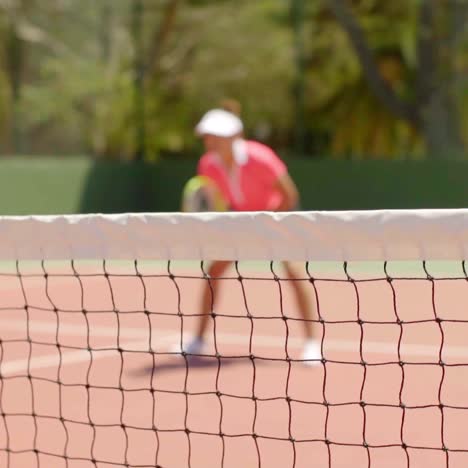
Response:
301,339,322,366
171,337,204,355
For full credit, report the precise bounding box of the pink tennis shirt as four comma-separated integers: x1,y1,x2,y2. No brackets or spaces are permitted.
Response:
197,139,287,211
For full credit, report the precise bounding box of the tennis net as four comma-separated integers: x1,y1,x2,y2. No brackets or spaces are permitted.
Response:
0,210,467,468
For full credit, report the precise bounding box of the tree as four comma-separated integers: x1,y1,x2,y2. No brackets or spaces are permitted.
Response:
326,0,467,158
0,0,466,160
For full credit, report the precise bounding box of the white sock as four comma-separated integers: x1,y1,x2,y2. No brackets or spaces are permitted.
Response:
301,339,322,364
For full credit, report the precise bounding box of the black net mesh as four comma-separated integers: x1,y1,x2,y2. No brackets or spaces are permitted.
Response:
0,259,467,467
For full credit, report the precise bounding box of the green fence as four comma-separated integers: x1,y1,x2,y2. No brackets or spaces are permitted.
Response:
288,159,468,211
0,158,149,215
0,157,465,216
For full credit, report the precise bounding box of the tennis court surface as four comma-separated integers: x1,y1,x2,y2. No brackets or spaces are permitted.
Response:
0,210,467,468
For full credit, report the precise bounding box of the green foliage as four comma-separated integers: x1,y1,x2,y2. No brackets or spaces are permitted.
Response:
0,0,466,159
302,0,423,158
0,70,10,140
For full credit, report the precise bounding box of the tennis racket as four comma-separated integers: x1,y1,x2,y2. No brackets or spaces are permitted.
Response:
181,176,228,212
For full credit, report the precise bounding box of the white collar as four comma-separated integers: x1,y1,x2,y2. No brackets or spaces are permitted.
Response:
212,139,249,168
232,138,249,166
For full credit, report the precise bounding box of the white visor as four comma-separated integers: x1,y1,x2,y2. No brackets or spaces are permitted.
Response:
195,109,243,138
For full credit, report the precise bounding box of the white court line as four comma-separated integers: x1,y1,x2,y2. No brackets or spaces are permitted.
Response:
1,319,468,357
0,335,179,377
0,319,149,339
217,333,468,359
2,320,468,378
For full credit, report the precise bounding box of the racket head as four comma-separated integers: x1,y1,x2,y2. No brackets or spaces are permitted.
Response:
181,176,228,212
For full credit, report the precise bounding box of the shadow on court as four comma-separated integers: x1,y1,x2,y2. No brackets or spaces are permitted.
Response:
129,355,244,377
128,354,304,378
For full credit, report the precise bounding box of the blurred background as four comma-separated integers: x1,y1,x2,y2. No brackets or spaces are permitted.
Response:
0,0,466,214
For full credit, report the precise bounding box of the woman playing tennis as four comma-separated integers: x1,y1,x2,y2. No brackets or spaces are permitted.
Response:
180,103,321,365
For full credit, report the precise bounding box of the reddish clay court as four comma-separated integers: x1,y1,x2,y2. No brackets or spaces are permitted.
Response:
0,259,468,468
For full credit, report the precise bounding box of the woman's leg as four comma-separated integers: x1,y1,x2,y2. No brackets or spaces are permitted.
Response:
283,261,314,339
283,262,321,363
194,260,232,338
179,261,231,354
